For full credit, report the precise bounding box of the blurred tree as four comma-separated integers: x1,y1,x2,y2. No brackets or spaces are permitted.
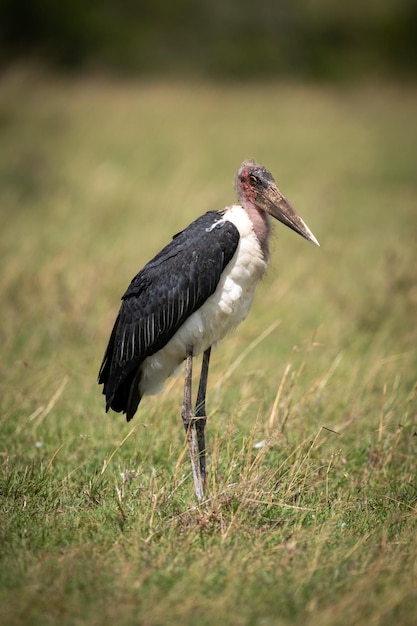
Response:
0,0,416,78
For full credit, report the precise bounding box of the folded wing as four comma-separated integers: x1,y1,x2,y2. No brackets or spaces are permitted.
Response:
98,211,240,419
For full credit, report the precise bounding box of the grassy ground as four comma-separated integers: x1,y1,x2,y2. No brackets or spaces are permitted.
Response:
1,70,416,625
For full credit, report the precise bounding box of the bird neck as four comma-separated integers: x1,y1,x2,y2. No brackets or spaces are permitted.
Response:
244,202,271,260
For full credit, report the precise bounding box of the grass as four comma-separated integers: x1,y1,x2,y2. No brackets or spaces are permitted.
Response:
1,69,417,625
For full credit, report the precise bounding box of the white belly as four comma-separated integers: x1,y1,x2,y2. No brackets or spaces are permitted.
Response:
139,205,268,397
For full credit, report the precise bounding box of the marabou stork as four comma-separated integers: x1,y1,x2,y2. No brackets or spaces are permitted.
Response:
98,160,319,500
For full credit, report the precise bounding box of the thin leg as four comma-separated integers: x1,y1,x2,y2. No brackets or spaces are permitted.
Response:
194,347,211,489
181,351,204,501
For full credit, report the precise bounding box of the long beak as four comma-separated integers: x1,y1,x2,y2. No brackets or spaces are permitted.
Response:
261,186,320,247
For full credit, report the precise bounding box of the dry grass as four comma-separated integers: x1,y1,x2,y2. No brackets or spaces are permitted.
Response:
0,71,416,625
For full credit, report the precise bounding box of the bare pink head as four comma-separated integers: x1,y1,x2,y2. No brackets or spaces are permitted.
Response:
235,160,319,247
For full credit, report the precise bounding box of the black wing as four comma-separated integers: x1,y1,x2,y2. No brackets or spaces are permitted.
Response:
98,211,240,420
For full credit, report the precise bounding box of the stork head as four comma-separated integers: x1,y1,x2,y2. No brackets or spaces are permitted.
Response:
235,160,319,246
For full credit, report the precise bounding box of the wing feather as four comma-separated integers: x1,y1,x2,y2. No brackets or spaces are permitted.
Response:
98,211,240,417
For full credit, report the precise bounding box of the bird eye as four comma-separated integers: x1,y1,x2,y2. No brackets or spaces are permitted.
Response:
249,174,259,186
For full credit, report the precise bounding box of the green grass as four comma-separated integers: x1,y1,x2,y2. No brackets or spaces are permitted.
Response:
1,70,417,625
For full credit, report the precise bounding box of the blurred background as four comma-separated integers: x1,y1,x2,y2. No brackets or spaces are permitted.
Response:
1,0,416,79
1,0,416,385
1,5,417,624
